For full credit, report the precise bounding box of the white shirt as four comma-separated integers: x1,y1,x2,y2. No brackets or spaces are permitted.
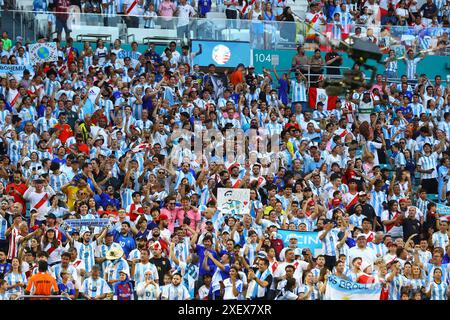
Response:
177,4,195,26
222,278,243,300
347,246,377,268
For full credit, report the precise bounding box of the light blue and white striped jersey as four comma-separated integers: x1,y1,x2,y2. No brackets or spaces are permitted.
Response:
49,172,70,191
19,106,37,123
409,102,425,118
394,152,406,167
370,190,387,218
416,198,429,218
51,264,78,284
424,263,449,283
83,56,94,74
134,262,159,284
177,261,199,299
348,214,366,228
318,228,338,257
36,150,52,162
102,0,117,17
404,57,422,80
0,216,7,241
331,23,342,40
292,216,316,231
174,170,196,190
366,242,387,257
407,278,426,291
120,187,134,210
290,79,307,103
36,117,58,134
174,237,191,264
389,124,405,142
435,0,445,15
78,242,97,273
385,59,398,73
428,281,448,300
81,277,112,298
105,258,130,282
432,231,449,250
265,121,283,136
6,139,23,165
5,272,27,294
388,273,408,300
19,132,39,151
96,242,123,276
0,109,10,124
418,152,439,179
438,121,450,141
44,78,60,96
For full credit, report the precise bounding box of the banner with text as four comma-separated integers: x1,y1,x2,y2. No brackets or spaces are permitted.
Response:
277,229,323,257
436,203,450,216
217,188,250,215
324,275,381,300
64,218,110,228
0,64,34,76
29,42,58,64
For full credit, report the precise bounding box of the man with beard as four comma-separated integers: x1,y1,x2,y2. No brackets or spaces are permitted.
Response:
149,242,171,286
148,226,169,257
131,248,159,285
250,164,266,189
402,207,421,243
112,221,136,259
5,171,27,215
228,164,242,188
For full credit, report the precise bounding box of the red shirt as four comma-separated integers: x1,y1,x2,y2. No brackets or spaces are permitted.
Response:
55,123,73,145
70,142,90,156
5,182,27,214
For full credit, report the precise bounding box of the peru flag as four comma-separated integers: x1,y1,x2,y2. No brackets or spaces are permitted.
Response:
308,87,338,110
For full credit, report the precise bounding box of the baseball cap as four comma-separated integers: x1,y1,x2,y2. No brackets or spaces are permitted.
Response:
257,251,268,258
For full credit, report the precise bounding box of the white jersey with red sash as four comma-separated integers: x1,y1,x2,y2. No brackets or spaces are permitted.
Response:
127,203,144,222
230,177,242,189
23,186,56,221
343,192,359,210
382,210,403,235
305,12,324,38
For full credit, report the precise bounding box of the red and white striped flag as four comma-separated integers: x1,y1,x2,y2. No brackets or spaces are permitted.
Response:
131,143,151,153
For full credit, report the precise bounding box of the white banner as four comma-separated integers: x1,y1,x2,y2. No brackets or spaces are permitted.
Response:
324,275,381,300
29,42,58,64
64,218,110,228
217,188,250,215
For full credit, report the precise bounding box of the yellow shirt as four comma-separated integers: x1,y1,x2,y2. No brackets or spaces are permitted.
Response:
65,185,89,211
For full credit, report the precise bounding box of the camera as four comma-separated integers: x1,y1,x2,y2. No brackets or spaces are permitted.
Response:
183,217,191,225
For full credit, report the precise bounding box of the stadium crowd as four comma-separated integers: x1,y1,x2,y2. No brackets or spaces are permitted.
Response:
22,0,450,52
0,8,449,300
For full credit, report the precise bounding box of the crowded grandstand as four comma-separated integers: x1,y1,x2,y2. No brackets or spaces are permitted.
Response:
0,0,449,301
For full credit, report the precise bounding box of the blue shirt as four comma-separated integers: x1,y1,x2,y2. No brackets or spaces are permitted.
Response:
95,192,121,210
196,245,219,277
113,231,136,258
58,281,75,297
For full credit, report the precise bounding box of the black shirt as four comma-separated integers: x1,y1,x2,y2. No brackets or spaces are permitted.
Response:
150,256,171,286
402,218,421,243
